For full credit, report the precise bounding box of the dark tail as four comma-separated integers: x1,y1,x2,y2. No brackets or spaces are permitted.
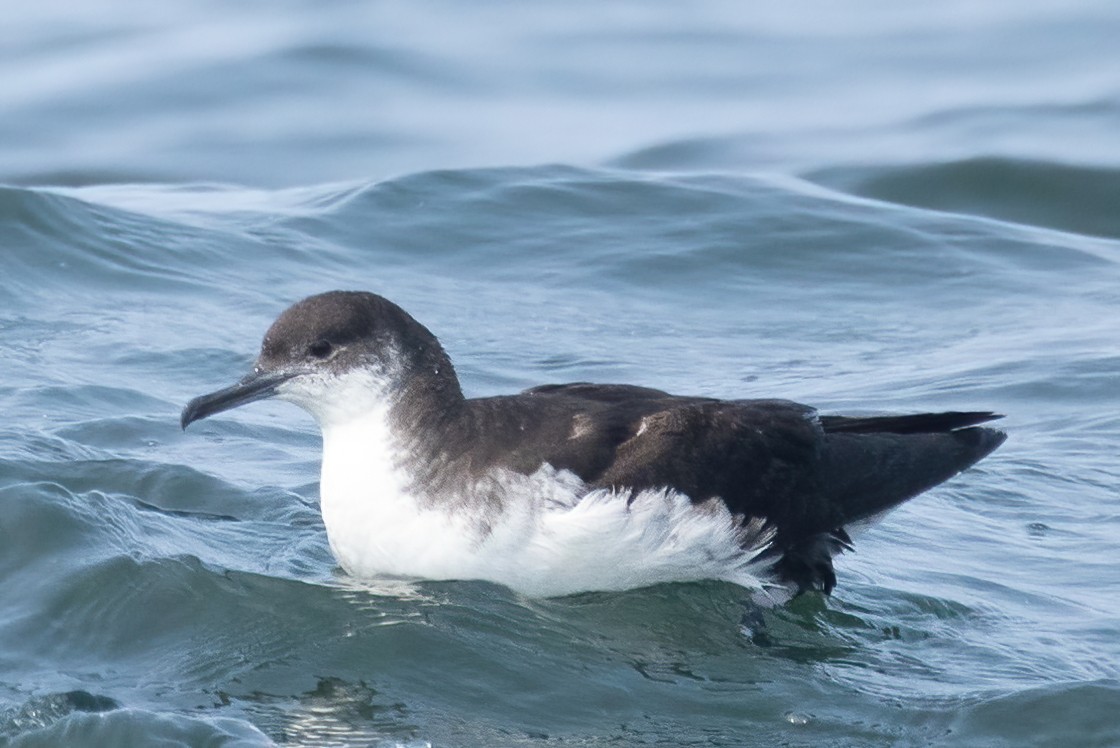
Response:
771,411,1005,599
820,411,1006,524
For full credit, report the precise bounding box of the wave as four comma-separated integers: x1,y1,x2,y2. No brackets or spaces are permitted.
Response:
7,163,1116,299
807,156,1120,240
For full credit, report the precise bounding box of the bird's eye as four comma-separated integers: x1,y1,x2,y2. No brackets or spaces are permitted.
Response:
307,340,334,359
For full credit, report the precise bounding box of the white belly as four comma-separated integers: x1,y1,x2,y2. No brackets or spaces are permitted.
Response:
318,411,776,597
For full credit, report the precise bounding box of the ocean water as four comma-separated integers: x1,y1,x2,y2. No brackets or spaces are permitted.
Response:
2,1,1119,746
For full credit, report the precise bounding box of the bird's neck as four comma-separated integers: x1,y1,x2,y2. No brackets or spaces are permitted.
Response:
378,340,466,459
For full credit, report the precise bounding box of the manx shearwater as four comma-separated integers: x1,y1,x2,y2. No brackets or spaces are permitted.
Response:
181,291,1006,603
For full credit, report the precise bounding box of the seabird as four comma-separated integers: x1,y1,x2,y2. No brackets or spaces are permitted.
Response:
181,291,1005,604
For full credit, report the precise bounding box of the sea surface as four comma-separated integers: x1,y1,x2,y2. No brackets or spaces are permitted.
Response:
2,1,1119,746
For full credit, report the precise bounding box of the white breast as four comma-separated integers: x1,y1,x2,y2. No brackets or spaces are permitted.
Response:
319,407,478,579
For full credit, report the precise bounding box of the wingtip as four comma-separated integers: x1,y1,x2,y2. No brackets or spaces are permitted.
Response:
958,423,1008,462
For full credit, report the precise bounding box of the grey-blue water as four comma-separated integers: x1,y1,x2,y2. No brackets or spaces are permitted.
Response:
2,2,1119,746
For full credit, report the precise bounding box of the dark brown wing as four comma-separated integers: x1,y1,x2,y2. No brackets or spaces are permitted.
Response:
591,399,826,527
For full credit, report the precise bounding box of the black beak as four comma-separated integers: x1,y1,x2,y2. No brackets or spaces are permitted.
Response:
180,369,296,429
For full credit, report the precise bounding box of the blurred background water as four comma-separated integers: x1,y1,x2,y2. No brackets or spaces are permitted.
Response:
2,1,1119,746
